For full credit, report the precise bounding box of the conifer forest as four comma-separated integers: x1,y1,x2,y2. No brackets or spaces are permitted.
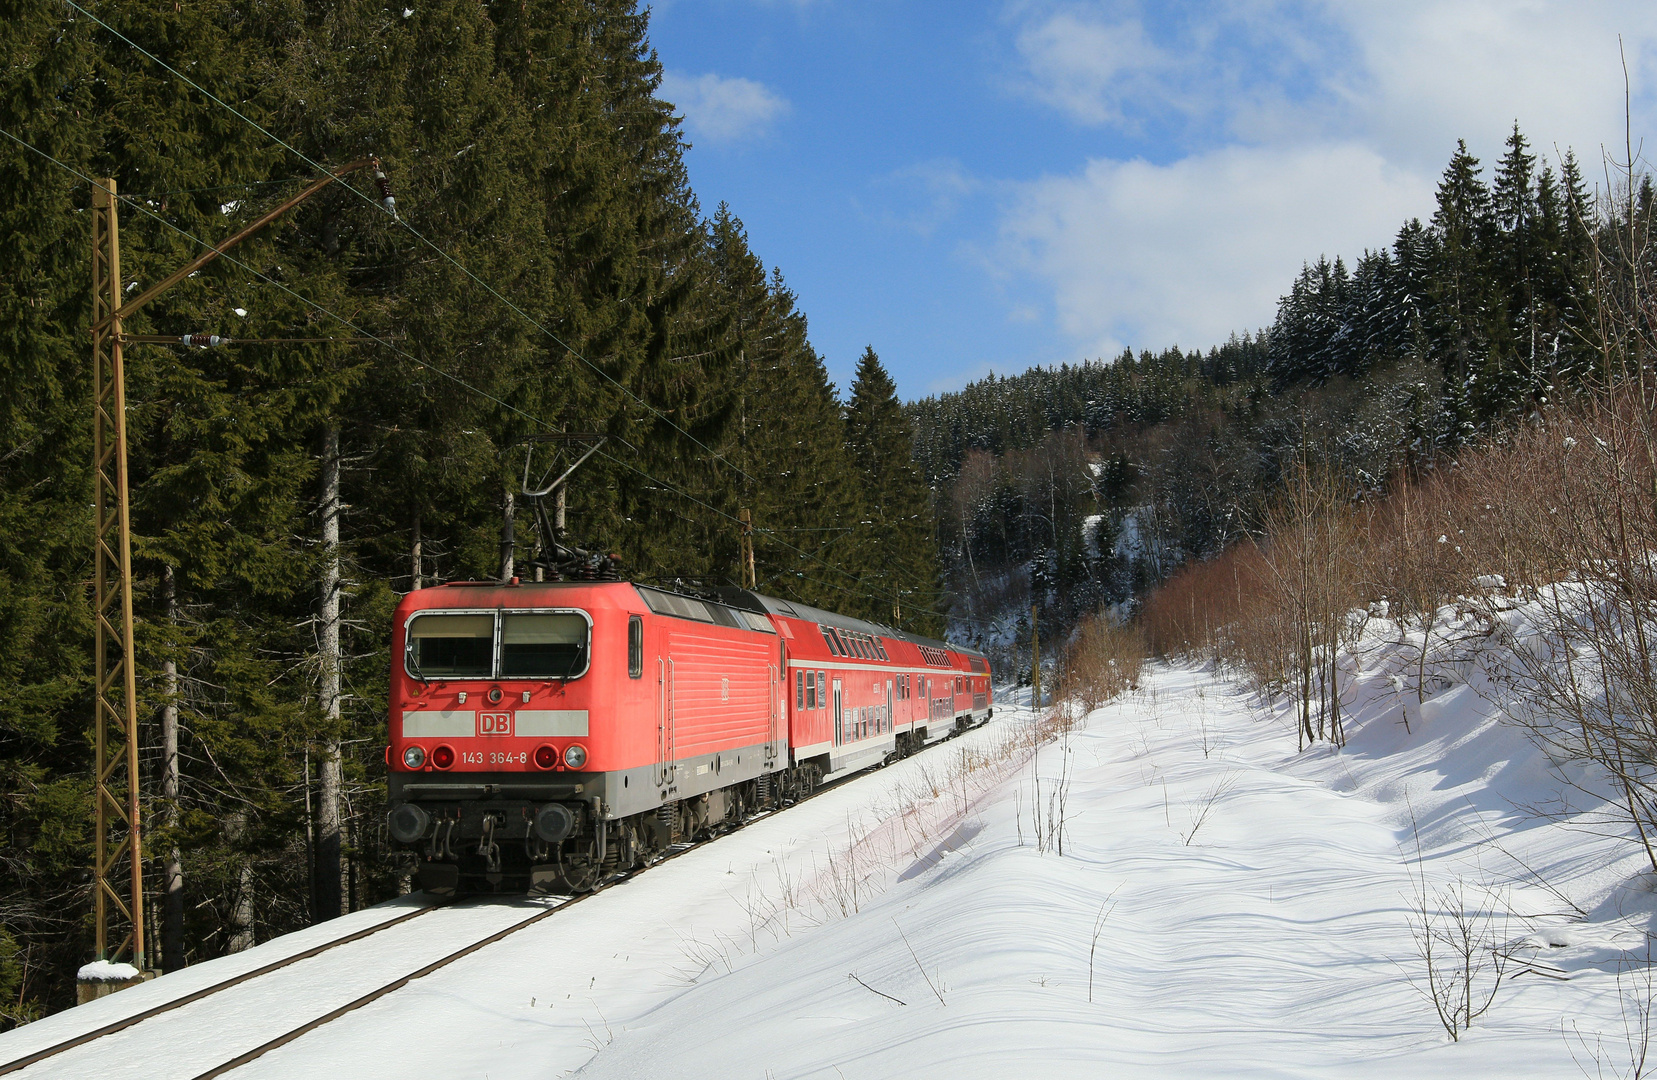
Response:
0,0,1652,1026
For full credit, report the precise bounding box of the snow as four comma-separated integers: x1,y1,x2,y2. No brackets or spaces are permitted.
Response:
74,962,139,983
7,628,1655,1078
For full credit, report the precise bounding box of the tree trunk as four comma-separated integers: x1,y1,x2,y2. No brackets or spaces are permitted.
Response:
224,812,254,954
315,425,344,922
500,488,515,583
410,511,422,591
161,565,185,971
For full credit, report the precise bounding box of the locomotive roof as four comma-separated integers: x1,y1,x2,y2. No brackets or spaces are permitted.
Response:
413,580,985,662
709,587,985,661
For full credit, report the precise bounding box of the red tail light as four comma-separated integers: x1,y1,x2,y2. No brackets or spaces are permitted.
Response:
431,744,455,769
533,744,559,770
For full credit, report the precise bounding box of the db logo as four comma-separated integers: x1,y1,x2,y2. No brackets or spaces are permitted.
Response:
478,712,513,737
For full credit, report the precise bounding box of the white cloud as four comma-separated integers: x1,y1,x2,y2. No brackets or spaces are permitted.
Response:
997,0,1657,354
659,72,790,144
1326,2,1657,171
869,159,982,236
1002,144,1433,356
1013,10,1174,129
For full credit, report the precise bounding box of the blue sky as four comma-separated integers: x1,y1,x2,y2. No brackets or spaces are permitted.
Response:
648,1,1657,401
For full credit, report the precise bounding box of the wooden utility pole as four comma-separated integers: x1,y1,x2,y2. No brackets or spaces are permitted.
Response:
1030,602,1041,709
739,508,756,590
91,177,146,971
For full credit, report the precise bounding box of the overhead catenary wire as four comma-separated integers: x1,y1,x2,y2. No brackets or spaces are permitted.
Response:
54,0,970,618
57,0,758,489
0,125,987,629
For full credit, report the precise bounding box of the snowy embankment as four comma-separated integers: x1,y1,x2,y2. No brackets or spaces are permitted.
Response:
9,616,1655,1079
579,642,1655,1077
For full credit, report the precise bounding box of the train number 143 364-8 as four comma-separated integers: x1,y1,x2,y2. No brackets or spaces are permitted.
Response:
461,750,528,765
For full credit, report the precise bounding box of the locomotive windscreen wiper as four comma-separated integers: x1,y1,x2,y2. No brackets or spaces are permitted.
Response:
407,641,430,688
557,639,587,691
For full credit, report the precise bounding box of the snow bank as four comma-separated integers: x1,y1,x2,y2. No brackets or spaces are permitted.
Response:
75,961,140,982
573,633,1656,1077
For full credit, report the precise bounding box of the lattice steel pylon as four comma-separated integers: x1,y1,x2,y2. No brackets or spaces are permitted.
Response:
90,177,146,969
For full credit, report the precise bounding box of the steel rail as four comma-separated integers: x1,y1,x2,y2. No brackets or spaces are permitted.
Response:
183,720,989,1078
0,903,438,1076
10,715,990,1079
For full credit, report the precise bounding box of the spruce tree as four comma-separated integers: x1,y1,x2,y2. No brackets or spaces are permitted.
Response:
843,347,942,633
1427,140,1496,442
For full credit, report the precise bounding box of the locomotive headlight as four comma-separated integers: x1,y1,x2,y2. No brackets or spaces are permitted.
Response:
562,743,587,769
387,803,430,844
403,745,426,769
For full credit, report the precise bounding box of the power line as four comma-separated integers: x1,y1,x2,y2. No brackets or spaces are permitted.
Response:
56,0,966,617
0,124,979,629
51,2,967,616
58,0,757,489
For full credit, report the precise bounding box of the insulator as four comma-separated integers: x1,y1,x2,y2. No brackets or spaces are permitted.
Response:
182,334,227,347
372,159,398,219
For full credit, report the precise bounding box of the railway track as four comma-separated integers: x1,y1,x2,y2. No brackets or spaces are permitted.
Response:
1,718,989,1080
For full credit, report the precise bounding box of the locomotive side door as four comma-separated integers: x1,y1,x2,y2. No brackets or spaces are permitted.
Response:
657,656,676,789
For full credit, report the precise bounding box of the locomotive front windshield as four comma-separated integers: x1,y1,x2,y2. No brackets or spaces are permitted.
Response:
501,613,588,678
405,610,590,680
407,614,493,677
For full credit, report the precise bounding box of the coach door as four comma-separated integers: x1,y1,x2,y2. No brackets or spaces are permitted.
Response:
765,659,781,767
657,656,676,788
832,679,843,747
886,680,894,734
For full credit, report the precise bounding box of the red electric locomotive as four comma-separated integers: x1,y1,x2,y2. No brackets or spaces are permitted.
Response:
384,579,991,895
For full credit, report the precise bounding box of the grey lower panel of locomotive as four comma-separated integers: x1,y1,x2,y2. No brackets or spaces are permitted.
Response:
386,739,786,837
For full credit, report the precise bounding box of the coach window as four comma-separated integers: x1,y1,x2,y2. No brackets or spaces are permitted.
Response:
818,671,827,707
407,613,494,678
806,671,817,709
821,628,840,656
797,670,805,709
501,612,590,678
628,616,643,678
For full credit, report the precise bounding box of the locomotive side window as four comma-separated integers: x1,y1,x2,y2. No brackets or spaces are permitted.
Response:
628,616,643,679
407,614,494,678
501,613,589,678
